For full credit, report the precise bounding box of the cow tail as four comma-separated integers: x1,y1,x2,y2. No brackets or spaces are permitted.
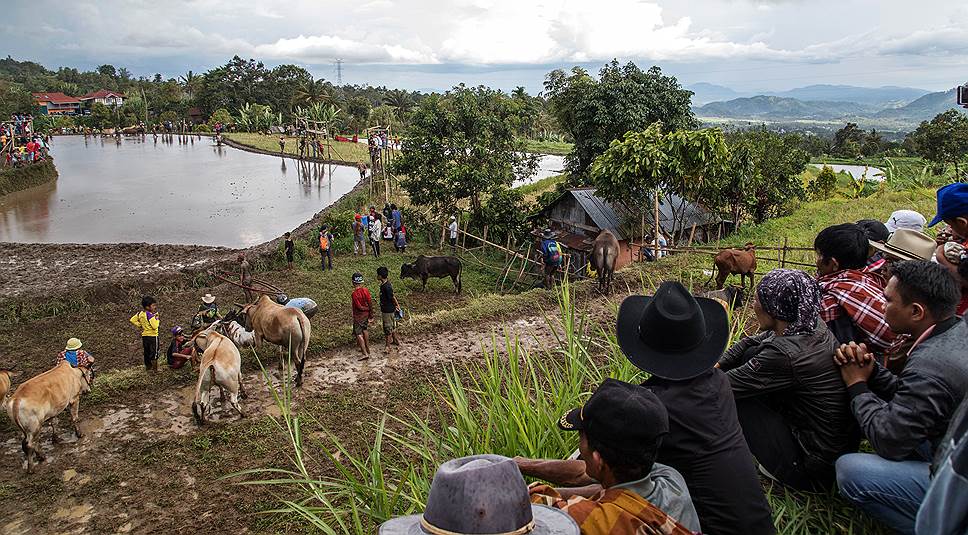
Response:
9,397,21,431
299,314,311,366
195,363,214,404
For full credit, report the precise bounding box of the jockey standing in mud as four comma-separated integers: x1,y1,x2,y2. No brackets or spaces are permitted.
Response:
59,338,94,369
239,254,254,303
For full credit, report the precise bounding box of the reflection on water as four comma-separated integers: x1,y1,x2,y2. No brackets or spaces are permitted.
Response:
0,135,359,247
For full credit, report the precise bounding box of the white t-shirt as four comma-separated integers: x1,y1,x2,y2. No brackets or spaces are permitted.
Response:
370,218,383,240
449,221,458,239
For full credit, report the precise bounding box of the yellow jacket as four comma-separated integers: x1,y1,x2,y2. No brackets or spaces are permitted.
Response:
130,311,160,337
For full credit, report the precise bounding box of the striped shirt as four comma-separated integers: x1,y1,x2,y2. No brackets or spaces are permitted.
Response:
818,269,896,353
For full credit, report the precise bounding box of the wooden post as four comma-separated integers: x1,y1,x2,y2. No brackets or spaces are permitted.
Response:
653,190,661,260
777,240,783,267
482,225,488,248
640,210,646,263
505,235,512,262
781,237,789,268
461,219,468,249
439,222,446,251
686,224,697,248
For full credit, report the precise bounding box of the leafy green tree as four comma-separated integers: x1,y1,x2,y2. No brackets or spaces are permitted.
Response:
908,110,968,178
346,96,372,133
807,165,838,201
195,56,270,115
393,85,539,220
481,188,531,243
0,80,33,116
89,102,114,128
208,108,233,128
731,129,810,223
831,122,866,158
545,61,697,180
591,124,729,236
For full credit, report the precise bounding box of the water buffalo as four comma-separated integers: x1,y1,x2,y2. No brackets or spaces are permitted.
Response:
401,255,462,293
710,243,757,289
590,229,620,294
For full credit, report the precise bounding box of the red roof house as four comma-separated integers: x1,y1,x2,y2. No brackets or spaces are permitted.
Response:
78,89,126,107
32,92,81,115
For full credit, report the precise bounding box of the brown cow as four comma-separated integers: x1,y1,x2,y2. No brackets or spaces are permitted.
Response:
189,330,245,425
0,367,14,399
241,295,312,386
6,362,95,472
711,243,757,289
591,230,620,294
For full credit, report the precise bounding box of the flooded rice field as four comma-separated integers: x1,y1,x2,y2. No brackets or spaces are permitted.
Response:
0,135,358,247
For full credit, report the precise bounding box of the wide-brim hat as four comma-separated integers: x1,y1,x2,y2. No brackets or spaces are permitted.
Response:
616,281,728,380
201,294,216,304
379,455,578,535
870,228,936,261
65,338,83,351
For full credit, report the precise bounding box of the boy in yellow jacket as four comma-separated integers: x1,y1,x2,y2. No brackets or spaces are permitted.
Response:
130,295,160,372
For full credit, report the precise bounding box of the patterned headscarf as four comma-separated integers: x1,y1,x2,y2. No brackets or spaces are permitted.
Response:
757,269,822,336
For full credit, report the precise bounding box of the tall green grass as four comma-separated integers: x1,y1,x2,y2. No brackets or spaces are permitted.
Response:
234,279,886,534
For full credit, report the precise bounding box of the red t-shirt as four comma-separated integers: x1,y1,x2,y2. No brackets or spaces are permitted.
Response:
351,287,372,323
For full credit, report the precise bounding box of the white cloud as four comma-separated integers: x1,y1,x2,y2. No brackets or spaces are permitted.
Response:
254,34,435,64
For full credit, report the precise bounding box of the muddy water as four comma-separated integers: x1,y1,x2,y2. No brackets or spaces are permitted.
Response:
0,135,358,247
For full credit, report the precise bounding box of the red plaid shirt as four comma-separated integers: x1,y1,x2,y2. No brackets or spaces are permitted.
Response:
818,269,896,353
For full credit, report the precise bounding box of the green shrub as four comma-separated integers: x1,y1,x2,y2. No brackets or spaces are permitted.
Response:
806,165,837,201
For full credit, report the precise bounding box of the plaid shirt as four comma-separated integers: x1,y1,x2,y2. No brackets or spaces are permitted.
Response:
818,269,896,353
532,487,694,535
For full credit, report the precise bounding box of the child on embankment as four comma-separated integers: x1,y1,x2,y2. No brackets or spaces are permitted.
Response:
130,296,160,372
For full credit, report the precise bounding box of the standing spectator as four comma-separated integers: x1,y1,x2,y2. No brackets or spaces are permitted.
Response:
835,261,968,534
448,216,459,249
130,296,160,372
539,229,563,288
357,160,367,180
395,225,407,252
350,273,372,359
279,135,285,154
370,214,383,257
318,225,334,271
284,232,295,270
239,254,254,303
353,214,367,256
383,203,393,227
814,223,896,354
391,204,402,233
377,266,401,352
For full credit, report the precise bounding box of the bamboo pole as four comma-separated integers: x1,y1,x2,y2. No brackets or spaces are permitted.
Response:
686,224,697,248
653,190,661,260
482,225,488,247
456,227,542,266
781,237,789,268
461,219,468,249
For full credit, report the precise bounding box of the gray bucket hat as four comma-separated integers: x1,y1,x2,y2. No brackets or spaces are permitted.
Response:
379,455,578,535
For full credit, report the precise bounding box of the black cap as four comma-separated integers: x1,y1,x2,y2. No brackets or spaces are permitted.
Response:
856,219,889,243
559,379,669,452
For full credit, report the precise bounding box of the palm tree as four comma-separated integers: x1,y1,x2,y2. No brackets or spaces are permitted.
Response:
179,71,200,101
382,89,414,121
293,79,336,108
511,86,528,100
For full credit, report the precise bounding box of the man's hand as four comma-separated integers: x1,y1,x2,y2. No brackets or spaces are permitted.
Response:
834,342,872,366
840,356,875,387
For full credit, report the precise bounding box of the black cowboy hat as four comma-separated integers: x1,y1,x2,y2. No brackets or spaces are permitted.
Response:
616,281,729,380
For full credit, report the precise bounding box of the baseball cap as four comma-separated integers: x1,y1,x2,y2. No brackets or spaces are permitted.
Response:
929,183,968,227
558,379,669,452
856,219,889,243
885,210,927,233
352,272,364,284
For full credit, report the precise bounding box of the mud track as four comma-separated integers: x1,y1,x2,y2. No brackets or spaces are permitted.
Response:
0,315,555,534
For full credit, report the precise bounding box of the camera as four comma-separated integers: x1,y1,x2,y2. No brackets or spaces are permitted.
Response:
959,85,968,108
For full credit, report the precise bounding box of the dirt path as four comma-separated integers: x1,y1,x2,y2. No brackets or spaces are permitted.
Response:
0,314,555,534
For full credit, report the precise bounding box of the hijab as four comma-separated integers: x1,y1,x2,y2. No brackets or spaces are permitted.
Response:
756,269,821,336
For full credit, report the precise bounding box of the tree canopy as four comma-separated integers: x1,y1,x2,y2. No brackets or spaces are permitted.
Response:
907,110,968,178
545,61,697,181
392,85,539,219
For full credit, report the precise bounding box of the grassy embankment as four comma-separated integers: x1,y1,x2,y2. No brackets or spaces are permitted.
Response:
0,159,57,196
224,132,372,164
522,139,573,155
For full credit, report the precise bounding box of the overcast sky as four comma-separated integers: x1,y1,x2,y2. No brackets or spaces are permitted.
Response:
2,0,967,93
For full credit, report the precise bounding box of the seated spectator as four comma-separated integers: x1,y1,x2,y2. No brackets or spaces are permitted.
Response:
865,228,938,287
718,269,855,491
886,210,927,234
835,261,968,534
935,242,968,317
856,219,889,271
815,223,896,353
915,397,968,535
519,281,775,535
166,326,194,370
529,379,694,535
929,183,968,244
58,337,94,368
379,455,579,535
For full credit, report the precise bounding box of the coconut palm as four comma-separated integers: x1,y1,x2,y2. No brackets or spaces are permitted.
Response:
179,71,200,101
293,79,336,108
382,89,414,120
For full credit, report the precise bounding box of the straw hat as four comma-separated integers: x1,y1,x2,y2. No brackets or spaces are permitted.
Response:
65,338,83,351
870,228,937,261
201,294,216,304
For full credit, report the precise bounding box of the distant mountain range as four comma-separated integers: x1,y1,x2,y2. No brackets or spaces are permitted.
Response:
689,83,965,130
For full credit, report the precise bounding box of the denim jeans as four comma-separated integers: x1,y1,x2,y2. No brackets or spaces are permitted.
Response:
836,453,930,535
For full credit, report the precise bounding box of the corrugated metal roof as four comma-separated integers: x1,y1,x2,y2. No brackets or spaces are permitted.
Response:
570,188,626,240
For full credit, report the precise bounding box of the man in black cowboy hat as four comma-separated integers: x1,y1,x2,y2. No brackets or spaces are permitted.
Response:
379,454,579,535
518,281,775,535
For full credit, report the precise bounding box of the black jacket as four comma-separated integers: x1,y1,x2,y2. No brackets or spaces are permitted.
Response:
719,322,857,467
849,317,968,461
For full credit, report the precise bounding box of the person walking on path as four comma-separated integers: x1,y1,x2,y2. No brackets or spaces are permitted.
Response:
353,214,367,256
284,232,295,270
370,214,383,258
448,216,459,249
279,136,286,154
318,225,334,271
238,254,254,303
351,273,373,359
377,266,402,352
130,296,161,372
357,161,367,181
